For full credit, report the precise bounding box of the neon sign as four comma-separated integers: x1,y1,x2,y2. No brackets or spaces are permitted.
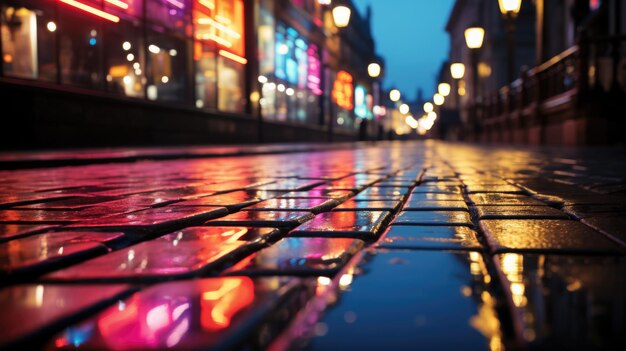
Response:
58,0,121,22
307,44,322,95
354,85,367,118
332,70,354,110
194,0,246,61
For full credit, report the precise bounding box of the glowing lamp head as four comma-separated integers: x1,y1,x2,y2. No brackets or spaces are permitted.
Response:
423,102,434,113
450,63,466,79
46,21,57,32
498,0,522,16
438,83,451,97
332,6,351,28
433,94,444,106
318,0,332,5
367,63,381,78
465,26,485,49
399,104,410,114
389,89,401,102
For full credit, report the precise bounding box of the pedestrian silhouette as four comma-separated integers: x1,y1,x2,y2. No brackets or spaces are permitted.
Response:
359,119,368,141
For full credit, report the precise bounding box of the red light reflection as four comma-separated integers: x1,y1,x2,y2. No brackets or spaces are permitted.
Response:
87,277,254,349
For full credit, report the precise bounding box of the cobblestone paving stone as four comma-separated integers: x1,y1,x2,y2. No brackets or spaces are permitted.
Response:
1,141,626,350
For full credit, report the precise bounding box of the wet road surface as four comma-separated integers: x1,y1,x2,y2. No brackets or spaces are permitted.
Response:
1,140,626,351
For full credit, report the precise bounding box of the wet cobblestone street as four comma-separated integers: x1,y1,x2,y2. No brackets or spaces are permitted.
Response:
1,141,626,351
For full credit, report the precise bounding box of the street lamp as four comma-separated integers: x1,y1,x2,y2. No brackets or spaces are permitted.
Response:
399,103,410,114
465,24,484,139
332,5,351,28
498,0,522,16
498,0,522,83
423,102,434,113
433,93,444,106
389,89,401,102
450,63,465,79
368,63,381,78
464,25,484,98
449,63,465,110
438,83,451,97
464,26,485,49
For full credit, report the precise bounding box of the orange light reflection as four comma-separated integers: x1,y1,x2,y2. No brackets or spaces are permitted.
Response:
201,277,255,331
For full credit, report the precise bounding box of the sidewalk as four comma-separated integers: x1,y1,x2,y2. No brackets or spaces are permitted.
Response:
1,140,625,350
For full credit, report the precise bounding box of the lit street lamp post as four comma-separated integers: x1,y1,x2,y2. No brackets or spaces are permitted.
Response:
498,0,522,84
450,62,465,112
464,25,485,139
320,0,352,141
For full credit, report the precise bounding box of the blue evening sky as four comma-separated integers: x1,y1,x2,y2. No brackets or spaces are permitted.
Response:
352,0,455,101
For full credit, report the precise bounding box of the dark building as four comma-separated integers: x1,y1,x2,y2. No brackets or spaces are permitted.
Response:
442,0,626,145
0,0,384,148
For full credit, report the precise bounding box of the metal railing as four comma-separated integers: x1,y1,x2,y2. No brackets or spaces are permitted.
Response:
478,34,626,121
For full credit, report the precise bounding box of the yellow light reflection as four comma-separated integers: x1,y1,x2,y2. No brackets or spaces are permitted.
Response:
467,252,504,351
500,253,526,307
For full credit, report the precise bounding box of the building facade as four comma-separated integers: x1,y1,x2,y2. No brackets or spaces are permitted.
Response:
444,0,536,129
443,0,626,145
0,0,384,148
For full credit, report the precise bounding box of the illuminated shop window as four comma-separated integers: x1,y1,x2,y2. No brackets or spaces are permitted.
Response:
193,0,217,109
257,0,275,119
216,0,245,112
1,1,57,81
104,21,145,98
194,0,246,112
146,32,190,103
194,40,218,109
273,23,321,123
58,7,103,88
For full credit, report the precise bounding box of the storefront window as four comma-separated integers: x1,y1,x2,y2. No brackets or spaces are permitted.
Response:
194,0,245,112
146,32,190,103
193,0,216,109
104,20,145,98
217,55,245,111
194,40,217,109
1,0,56,81
273,23,321,123
215,0,245,112
257,0,275,119
58,6,102,88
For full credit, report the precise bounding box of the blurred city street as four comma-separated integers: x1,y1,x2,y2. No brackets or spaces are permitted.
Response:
2,0,626,350
1,140,626,350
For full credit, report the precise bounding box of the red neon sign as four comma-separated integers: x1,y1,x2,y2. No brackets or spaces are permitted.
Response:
58,0,120,22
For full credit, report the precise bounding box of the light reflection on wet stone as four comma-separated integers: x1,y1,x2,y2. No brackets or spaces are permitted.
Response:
227,237,364,275
43,227,277,281
303,250,501,351
43,277,315,351
496,253,626,350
